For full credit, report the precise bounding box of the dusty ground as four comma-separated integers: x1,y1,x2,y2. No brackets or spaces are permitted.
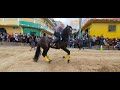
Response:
0,46,120,72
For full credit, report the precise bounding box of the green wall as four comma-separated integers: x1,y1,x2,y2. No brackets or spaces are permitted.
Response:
23,28,41,36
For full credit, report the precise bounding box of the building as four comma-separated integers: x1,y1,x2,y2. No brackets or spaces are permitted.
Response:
81,18,120,38
55,21,65,27
70,19,79,30
69,19,80,39
0,18,55,37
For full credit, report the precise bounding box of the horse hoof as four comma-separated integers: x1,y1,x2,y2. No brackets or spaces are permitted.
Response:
48,60,51,63
33,58,38,62
63,56,65,58
50,59,52,61
67,60,70,63
33,60,37,62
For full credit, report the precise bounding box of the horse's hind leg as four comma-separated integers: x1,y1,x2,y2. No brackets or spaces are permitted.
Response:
61,47,70,63
33,46,41,62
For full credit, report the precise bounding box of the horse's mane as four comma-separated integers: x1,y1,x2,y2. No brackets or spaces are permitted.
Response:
61,26,71,41
62,26,68,35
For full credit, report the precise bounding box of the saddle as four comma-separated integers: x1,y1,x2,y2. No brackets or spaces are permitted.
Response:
51,39,62,49
55,42,61,49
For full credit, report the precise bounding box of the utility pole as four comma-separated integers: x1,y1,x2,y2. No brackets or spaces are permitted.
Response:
78,18,82,38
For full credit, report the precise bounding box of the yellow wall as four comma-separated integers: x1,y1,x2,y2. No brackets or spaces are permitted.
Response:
82,24,92,33
91,23,120,38
35,18,46,26
35,18,53,29
0,18,54,34
0,18,53,29
0,26,22,34
40,18,45,23
0,18,19,25
39,18,45,26
82,22,120,38
20,18,34,23
41,18,54,30
35,19,42,25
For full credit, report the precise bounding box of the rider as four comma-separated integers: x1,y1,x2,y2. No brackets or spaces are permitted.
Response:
50,24,64,47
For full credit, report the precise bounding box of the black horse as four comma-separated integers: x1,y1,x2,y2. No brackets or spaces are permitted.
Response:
33,25,73,63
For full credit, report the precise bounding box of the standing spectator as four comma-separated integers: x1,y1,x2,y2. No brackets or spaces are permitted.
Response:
4,33,7,42
15,33,19,42
78,37,84,50
26,33,30,43
72,39,75,48
0,33,2,44
88,36,93,48
10,33,14,42
69,38,73,48
22,34,26,45
18,33,22,43
7,33,10,42
92,35,96,46
96,36,100,45
112,38,116,46
36,36,40,46
100,34,104,45
83,33,88,47
1,33,4,43
29,36,36,51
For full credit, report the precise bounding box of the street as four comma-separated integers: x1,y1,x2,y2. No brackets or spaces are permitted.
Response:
0,46,120,72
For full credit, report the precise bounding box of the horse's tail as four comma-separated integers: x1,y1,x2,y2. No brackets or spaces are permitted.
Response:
33,44,41,62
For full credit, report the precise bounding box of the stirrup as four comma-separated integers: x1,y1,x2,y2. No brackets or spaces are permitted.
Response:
50,43,55,47
52,43,56,46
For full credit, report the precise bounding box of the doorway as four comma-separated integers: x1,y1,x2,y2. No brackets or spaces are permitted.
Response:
0,28,7,34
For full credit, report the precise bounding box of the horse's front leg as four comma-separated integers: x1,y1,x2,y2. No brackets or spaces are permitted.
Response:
61,47,70,63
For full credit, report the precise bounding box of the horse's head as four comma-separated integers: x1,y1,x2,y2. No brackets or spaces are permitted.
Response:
63,25,73,35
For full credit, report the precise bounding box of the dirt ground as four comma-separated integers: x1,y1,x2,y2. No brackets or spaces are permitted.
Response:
0,46,120,72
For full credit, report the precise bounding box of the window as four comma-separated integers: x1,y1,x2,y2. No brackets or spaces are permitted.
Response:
108,25,116,32
13,26,19,29
0,28,7,33
46,23,48,27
